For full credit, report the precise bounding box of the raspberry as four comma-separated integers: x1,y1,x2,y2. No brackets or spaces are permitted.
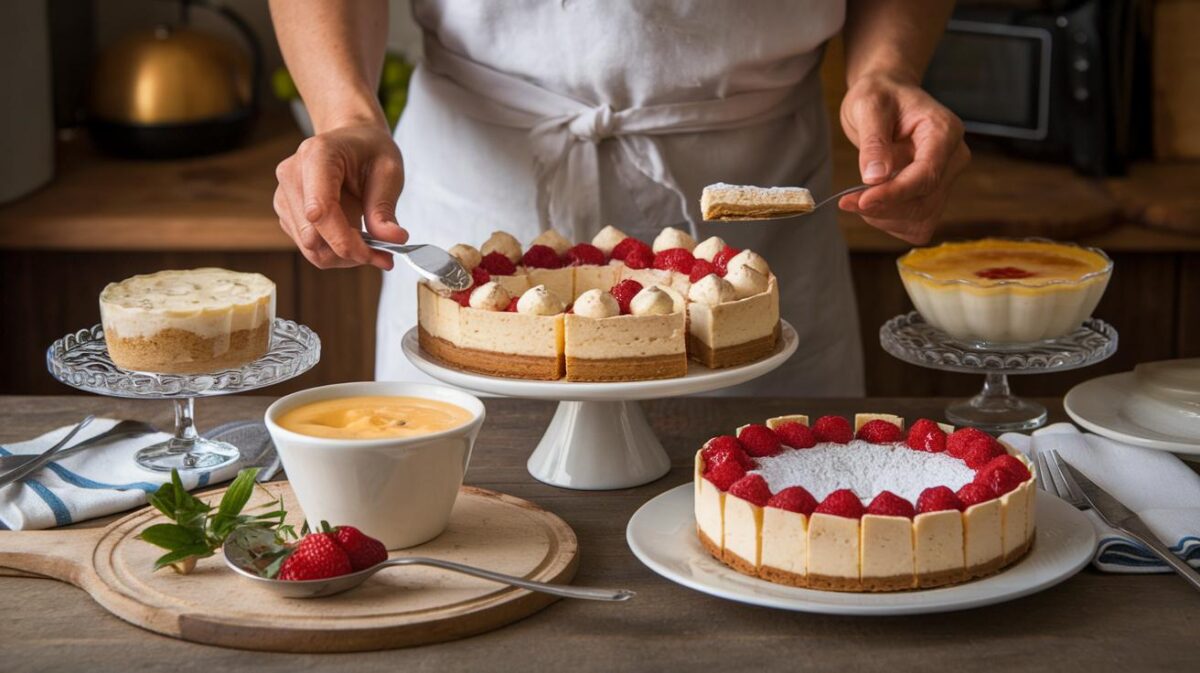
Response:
906,418,947,453
652,248,696,274
711,246,741,276
962,441,1005,469
479,251,517,276
814,489,865,519
947,427,997,460
470,267,491,287
703,459,745,491
701,435,755,471
609,279,643,315
812,415,853,444
450,289,472,307
522,244,565,269
975,464,1023,496
565,243,606,266
610,237,651,262
856,419,903,444
623,246,654,269
956,482,996,508
728,474,772,507
980,454,1032,482
737,424,782,457
688,259,718,283
775,421,816,449
767,486,818,515
866,490,915,518
505,297,519,312
916,486,964,514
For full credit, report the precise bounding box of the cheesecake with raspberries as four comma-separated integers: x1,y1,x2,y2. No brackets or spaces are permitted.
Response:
416,226,781,381
694,413,1036,592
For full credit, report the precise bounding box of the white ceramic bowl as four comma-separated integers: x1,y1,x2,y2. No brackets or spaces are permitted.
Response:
265,381,485,549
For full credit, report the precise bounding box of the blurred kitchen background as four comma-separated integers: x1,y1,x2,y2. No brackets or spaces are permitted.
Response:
1,0,1197,398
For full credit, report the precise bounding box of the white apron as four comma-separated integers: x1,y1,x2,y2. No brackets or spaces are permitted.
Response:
377,0,864,396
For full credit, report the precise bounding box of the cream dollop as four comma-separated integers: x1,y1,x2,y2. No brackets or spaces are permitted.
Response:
591,225,628,255
692,236,727,262
481,231,523,263
468,281,512,311
687,273,737,305
516,285,565,316
448,244,482,270
725,264,769,298
531,229,572,255
652,227,696,254
726,249,770,276
573,288,620,318
629,286,676,316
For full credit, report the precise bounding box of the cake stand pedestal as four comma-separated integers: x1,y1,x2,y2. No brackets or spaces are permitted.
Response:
46,319,320,472
401,322,799,490
879,312,1117,432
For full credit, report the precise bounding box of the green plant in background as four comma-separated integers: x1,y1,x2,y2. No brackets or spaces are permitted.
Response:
272,52,414,129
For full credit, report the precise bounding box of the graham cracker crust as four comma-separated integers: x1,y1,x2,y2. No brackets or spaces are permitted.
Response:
419,327,563,380
688,323,780,369
105,323,270,374
705,205,813,221
698,527,722,559
565,353,687,382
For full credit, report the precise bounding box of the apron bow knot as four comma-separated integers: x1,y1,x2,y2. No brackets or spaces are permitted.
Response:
568,104,616,142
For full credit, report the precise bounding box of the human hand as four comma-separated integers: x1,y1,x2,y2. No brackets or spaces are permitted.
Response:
273,123,407,270
838,72,970,244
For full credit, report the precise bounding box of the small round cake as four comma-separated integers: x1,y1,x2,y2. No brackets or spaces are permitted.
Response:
100,268,276,374
694,413,1036,592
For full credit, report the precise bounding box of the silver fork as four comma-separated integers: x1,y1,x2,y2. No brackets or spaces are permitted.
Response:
1035,450,1089,509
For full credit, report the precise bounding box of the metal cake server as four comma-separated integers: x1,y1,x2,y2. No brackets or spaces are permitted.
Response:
706,183,872,222
361,233,471,290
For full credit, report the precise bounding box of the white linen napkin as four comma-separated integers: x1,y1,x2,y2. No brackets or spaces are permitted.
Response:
1001,423,1200,573
0,418,243,530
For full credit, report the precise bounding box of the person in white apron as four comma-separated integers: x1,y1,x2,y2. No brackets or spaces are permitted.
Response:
269,1,969,396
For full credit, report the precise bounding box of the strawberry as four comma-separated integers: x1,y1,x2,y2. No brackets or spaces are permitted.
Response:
505,297,519,312
906,418,947,453
703,458,746,491
737,424,782,457
711,246,741,276
623,246,655,269
609,279,643,314
653,248,696,274
866,490,915,518
956,482,996,508
470,267,491,287
946,427,997,460
688,259,718,283
975,464,1023,496
767,486,818,515
962,440,1005,469
277,533,353,581
916,486,964,514
522,244,564,269
610,237,651,262
331,525,388,572
565,243,606,266
450,289,472,307
702,435,755,470
814,489,865,519
980,454,1032,482
775,421,817,449
813,415,853,444
728,474,772,507
856,419,903,444
479,251,517,276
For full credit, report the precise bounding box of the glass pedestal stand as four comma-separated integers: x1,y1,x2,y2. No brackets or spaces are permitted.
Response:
46,320,320,472
879,312,1117,432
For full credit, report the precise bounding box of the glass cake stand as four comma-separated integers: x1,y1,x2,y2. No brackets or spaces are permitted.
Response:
879,312,1118,432
46,319,320,472
401,321,800,490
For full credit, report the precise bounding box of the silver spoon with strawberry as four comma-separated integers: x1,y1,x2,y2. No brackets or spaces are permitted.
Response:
224,527,634,601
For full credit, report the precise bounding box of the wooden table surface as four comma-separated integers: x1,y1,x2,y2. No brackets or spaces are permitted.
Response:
1,395,1197,672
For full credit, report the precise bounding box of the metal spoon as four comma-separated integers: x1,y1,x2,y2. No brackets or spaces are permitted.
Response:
223,541,634,601
705,183,872,222
0,415,94,488
0,419,157,473
361,233,472,290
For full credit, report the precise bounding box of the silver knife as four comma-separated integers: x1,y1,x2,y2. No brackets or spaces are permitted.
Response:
1059,460,1200,592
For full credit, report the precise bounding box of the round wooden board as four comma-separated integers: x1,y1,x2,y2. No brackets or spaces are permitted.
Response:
0,482,579,652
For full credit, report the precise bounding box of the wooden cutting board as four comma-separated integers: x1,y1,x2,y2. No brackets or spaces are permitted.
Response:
0,482,579,652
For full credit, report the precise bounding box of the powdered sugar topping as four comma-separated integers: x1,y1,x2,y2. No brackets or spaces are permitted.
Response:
751,440,976,504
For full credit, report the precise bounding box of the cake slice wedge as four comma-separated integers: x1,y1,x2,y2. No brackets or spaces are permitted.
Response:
701,183,815,221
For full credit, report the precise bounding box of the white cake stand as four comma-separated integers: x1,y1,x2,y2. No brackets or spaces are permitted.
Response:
401,322,799,490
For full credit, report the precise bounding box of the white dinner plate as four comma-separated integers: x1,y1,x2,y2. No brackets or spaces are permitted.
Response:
1064,373,1200,457
626,484,1095,616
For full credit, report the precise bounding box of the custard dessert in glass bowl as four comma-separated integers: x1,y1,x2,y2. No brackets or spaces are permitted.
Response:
100,268,276,374
897,239,1112,344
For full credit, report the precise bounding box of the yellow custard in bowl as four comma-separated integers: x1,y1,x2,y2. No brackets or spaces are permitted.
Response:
275,396,474,440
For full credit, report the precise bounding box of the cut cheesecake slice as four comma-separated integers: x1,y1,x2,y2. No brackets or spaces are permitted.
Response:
564,285,687,382
701,182,815,221
687,273,780,368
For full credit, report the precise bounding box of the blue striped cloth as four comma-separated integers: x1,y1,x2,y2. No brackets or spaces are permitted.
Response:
1001,424,1200,574
0,418,242,530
